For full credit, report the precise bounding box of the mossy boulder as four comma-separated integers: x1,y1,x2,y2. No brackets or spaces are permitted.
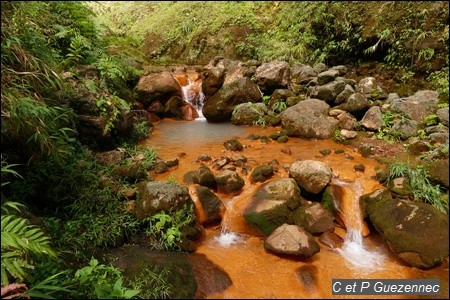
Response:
193,185,224,226
243,178,302,236
135,181,193,220
250,165,274,183
362,189,449,269
215,170,245,194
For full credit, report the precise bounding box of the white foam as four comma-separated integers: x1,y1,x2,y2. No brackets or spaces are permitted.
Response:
214,231,245,247
338,229,385,272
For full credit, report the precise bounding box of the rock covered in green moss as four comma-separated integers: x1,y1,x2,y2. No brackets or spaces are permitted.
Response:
135,181,193,220
250,165,274,183
362,189,449,269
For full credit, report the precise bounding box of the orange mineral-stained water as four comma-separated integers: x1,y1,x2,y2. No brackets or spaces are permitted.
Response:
139,79,448,299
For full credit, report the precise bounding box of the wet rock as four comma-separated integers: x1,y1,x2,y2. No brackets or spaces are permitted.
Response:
194,185,224,226
198,153,212,161
183,170,199,184
362,189,449,269
231,102,268,125
255,60,290,94
201,66,226,97
213,157,230,170
215,170,245,194
264,224,320,257
250,165,274,183
358,143,373,157
320,149,331,156
390,90,439,122
244,178,302,235
291,202,335,234
165,158,179,167
202,77,262,122
289,160,333,194
164,95,188,119
153,161,168,174
334,149,345,154
197,166,217,190
353,163,365,173
135,71,181,107
318,231,344,250
361,106,383,131
135,181,193,220
280,99,338,139
223,139,243,151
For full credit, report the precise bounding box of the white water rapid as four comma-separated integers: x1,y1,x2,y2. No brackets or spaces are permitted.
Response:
213,197,246,248
332,178,386,273
180,77,205,120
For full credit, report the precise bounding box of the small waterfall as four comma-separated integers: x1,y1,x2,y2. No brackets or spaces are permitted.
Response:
214,197,245,247
173,69,205,120
180,79,205,120
331,178,385,272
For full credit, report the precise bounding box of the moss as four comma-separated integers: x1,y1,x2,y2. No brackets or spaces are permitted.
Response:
321,187,336,214
277,135,288,143
244,203,292,236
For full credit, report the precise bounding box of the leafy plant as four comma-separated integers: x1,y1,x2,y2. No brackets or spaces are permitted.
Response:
253,116,267,128
386,162,447,213
271,101,287,114
72,258,139,299
1,201,57,285
144,204,195,251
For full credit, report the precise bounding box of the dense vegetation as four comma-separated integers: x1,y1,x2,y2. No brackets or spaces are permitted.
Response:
1,1,448,298
92,1,448,94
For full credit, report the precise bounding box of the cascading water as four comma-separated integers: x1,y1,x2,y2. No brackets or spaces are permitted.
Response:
214,197,245,247
180,78,205,120
331,177,386,272
173,69,206,120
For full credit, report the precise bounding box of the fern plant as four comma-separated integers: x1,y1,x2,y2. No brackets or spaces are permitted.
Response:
1,201,57,285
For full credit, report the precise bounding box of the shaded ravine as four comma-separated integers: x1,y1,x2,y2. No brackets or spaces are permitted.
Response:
140,120,449,299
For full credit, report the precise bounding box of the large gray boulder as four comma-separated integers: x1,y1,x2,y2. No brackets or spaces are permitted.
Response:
135,181,193,220
289,160,333,194
255,60,290,94
336,93,371,114
362,189,449,269
436,107,449,126
390,90,440,122
280,99,338,139
290,63,317,85
202,77,262,122
309,80,346,103
264,224,320,257
361,106,383,131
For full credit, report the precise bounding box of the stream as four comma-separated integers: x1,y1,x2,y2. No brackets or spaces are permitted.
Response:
137,69,449,299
